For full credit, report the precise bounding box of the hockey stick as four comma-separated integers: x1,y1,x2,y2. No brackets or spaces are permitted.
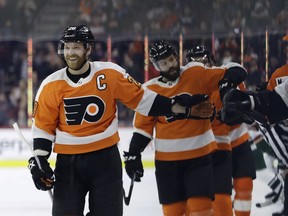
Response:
123,173,136,206
12,122,53,201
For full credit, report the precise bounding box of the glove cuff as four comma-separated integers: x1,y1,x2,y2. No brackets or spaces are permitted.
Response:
129,133,151,154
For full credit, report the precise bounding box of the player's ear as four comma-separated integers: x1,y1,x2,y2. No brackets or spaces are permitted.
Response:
86,45,92,58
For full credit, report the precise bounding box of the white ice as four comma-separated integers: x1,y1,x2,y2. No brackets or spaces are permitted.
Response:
0,167,283,216
0,127,283,215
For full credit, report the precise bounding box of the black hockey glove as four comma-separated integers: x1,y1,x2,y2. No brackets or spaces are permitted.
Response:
255,82,268,92
28,156,54,191
219,88,268,126
217,108,254,126
123,151,143,182
218,78,237,101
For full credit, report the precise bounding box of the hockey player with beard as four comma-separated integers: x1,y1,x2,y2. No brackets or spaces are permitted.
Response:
186,45,256,216
124,41,247,216
27,25,213,216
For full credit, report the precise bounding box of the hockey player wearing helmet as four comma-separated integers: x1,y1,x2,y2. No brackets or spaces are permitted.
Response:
186,45,216,67
28,26,214,216
187,45,234,216
124,41,247,216
187,45,256,216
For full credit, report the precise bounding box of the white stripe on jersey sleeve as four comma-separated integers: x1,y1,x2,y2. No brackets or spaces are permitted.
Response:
135,87,158,116
32,124,55,141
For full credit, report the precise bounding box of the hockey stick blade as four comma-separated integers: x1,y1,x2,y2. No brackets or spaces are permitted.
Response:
12,122,53,201
123,173,136,206
256,199,274,208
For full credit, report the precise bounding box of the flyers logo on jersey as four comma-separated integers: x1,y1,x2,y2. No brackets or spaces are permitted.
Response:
64,96,105,125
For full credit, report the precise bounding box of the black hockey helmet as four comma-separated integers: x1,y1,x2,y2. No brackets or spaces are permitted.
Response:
186,45,215,65
149,41,179,71
57,25,95,59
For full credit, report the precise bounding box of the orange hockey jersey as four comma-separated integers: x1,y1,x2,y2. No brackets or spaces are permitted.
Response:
229,82,250,149
210,90,231,151
267,64,288,90
133,62,245,161
32,61,162,154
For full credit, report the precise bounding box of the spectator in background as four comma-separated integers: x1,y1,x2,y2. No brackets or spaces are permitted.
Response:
33,42,64,86
0,91,10,126
15,0,37,36
245,58,262,90
0,0,13,36
78,0,94,24
250,0,270,30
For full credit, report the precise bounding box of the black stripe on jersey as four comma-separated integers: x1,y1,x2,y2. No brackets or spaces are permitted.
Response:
148,95,172,116
265,126,288,166
274,123,288,154
33,138,53,157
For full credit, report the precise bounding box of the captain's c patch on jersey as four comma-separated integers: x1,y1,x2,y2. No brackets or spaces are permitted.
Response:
64,96,105,125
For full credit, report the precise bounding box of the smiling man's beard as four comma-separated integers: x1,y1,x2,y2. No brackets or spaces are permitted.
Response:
65,55,87,70
160,67,180,81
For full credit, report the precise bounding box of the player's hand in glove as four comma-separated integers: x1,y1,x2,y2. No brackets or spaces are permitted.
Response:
189,99,215,119
217,108,254,126
123,151,143,182
171,94,214,120
219,88,268,126
218,78,237,100
255,82,268,92
28,156,54,191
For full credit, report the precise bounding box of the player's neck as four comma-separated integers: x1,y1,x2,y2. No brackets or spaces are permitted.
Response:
66,64,91,83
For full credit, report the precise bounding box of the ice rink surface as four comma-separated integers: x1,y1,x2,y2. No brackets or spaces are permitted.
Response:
0,127,283,215
0,167,282,216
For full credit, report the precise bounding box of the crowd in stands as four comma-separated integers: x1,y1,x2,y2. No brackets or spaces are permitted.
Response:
0,0,287,39
0,0,288,127
74,0,288,38
0,0,46,38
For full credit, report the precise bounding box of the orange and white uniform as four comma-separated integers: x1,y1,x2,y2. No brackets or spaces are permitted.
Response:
210,90,231,151
210,88,233,216
267,64,288,91
230,82,256,216
32,61,164,154
130,61,247,216
133,62,232,161
230,83,250,150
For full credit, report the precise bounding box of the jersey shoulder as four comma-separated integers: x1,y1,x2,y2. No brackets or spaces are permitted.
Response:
143,76,161,87
90,61,126,75
269,64,288,89
41,67,67,86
